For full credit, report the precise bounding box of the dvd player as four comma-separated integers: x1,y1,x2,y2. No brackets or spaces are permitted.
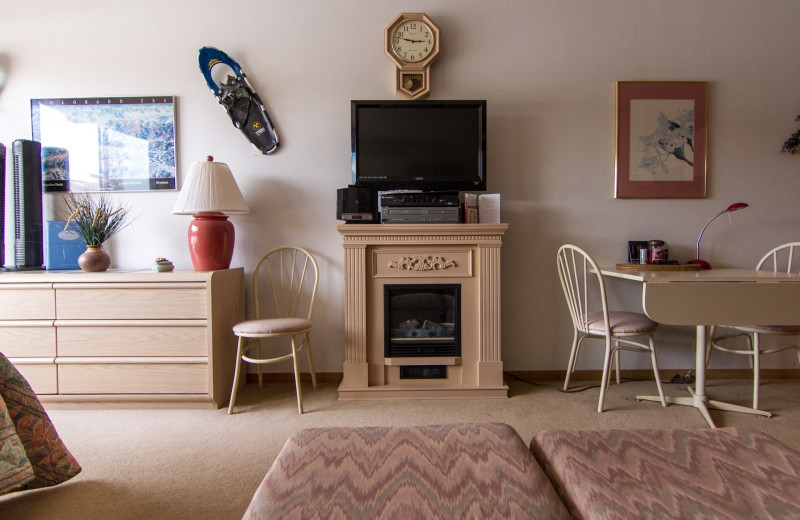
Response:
381,206,460,224
380,190,459,207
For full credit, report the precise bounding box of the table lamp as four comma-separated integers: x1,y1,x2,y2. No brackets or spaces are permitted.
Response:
687,202,749,269
172,156,250,271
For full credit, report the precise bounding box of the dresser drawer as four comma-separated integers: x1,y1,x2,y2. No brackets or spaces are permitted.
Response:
57,360,209,394
55,321,207,357
54,283,208,319
8,361,58,394
0,321,57,357
0,284,55,320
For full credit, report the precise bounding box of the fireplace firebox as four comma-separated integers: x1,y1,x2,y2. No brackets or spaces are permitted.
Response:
384,284,460,358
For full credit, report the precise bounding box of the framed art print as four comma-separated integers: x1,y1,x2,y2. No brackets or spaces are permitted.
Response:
31,96,176,192
615,81,707,198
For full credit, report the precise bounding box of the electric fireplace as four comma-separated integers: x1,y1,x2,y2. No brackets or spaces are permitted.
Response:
337,223,509,399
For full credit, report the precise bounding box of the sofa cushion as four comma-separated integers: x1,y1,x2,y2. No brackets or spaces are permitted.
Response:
0,392,34,494
531,427,800,520
243,422,571,519
0,353,81,494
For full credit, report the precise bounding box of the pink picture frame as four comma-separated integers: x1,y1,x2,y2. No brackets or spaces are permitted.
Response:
615,81,708,198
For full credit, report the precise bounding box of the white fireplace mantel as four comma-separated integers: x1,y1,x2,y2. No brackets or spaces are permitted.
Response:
337,223,509,399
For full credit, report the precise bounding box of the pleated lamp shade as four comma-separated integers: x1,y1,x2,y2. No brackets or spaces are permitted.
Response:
173,156,250,271
172,156,250,215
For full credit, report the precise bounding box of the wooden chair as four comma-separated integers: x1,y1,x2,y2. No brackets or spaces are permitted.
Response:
709,242,800,409
556,244,666,412
228,246,318,415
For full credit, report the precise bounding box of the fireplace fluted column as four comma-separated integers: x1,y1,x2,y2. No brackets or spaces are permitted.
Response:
340,242,368,390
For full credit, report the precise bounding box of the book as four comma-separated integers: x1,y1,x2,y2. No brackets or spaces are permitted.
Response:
45,221,84,270
478,194,500,223
463,192,479,223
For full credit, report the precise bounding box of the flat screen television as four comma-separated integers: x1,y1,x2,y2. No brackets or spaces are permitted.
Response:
351,100,486,192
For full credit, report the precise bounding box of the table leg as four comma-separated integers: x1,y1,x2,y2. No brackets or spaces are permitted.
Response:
636,325,772,428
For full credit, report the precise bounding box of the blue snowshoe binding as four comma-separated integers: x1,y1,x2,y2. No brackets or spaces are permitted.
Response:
198,46,279,154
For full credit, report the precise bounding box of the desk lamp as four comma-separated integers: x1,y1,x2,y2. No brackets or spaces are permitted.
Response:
687,202,749,269
173,156,250,271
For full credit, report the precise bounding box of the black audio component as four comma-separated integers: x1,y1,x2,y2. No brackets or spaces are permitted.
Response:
11,139,44,270
380,190,459,208
381,206,461,224
337,185,377,222
0,142,5,269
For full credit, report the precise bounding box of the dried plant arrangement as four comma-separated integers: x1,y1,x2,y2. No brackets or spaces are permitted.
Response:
63,192,132,246
782,114,800,154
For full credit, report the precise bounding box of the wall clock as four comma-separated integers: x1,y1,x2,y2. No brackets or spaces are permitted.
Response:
385,13,440,100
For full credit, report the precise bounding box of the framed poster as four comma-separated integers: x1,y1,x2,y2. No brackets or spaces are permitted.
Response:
31,96,176,192
615,81,707,198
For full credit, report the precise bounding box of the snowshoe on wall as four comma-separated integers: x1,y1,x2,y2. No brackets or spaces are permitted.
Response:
198,46,279,155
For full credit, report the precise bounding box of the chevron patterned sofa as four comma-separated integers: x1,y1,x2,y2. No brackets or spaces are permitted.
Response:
242,423,800,520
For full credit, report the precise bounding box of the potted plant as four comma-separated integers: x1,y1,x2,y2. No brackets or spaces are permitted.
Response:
782,114,800,154
63,192,131,272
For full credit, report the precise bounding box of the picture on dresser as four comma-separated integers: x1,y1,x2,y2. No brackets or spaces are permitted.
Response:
31,96,176,192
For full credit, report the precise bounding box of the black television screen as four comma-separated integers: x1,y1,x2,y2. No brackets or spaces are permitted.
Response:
351,100,486,192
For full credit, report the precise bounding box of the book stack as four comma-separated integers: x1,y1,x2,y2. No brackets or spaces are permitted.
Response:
462,193,501,223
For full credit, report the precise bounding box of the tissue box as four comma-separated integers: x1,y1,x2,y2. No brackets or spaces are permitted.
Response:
45,221,84,270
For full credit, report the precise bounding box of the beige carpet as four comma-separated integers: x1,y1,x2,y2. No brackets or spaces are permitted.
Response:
2,377,800,520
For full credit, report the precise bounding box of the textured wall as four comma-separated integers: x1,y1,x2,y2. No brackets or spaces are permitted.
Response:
2,1,799,372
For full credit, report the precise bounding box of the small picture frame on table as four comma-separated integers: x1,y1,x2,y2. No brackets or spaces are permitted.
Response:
628,241,648,263
615,81,707,198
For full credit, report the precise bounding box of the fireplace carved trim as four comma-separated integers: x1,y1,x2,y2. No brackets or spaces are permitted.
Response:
389,255,457,271
337,223,509,400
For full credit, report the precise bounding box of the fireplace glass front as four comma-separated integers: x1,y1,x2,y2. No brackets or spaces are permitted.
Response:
384,284,460,358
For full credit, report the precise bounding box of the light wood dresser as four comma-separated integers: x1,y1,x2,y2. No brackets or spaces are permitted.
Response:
0,268,244,408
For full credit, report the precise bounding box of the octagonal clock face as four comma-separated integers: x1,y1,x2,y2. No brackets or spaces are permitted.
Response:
391,20,435,63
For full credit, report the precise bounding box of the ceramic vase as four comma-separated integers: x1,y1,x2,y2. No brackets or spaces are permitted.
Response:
78,245,111,272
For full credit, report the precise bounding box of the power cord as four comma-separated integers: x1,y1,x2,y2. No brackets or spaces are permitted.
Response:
504,369,695,391
668,341,698,384
669,369,694,385
502,371,550,388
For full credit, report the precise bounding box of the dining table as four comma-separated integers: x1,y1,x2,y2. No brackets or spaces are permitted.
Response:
600,266,800,428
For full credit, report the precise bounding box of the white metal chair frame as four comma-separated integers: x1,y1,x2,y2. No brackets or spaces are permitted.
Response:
709,242,800,409
228,246,319,415
557,244,666,413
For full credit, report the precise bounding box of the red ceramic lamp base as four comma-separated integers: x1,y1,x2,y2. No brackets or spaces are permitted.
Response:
687,258,711,269
187,212,235,271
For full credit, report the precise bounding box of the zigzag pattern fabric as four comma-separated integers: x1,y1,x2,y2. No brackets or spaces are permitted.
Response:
531,427,800,520
243,422,571,519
